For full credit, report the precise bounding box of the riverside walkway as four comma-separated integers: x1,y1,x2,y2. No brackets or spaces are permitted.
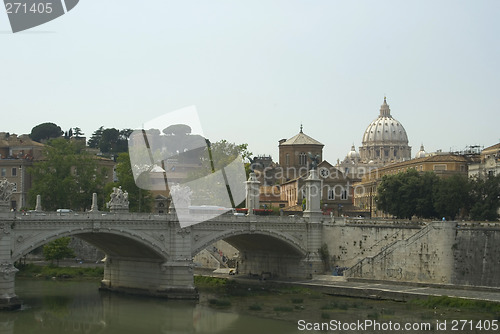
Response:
293,276,500,303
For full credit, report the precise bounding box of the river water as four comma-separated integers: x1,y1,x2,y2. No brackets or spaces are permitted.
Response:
2,279,497,334
1,279,299,334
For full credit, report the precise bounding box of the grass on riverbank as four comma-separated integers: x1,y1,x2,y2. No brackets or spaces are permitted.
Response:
410,295,500,314
16,263,103,280
195,276,500,324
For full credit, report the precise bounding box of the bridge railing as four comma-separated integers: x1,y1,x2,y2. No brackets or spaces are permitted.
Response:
2,211,309,224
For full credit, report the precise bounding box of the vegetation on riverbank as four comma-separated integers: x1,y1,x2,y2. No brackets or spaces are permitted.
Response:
195,276,500,324
16,263,103,280
410,295,500,314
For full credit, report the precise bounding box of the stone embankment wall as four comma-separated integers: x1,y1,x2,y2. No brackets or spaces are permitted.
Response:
327,219,500,287
69,237,105,262
451,222,500,286
322,218,424,268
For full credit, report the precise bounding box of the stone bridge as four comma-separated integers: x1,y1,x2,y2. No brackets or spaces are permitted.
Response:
0,211,323,309
0,171,325,309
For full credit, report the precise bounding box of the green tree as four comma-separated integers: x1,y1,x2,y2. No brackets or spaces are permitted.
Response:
28,138,105,211
43,237,75,266
376,169,438,219
91,127,131,154
88,126,104,149
469,174,500,221
73,127,84,138
105,152,153,212
434,175,470,220
30,122,63,143
415,172,439,219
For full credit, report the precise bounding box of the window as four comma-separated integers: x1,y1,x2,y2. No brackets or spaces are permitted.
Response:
328,188,335,200
433,164,447,171
12,183,17,192
341,189,348,200
0,168,5,177
11,168,17,177
299,152,307,165
286,153,289,166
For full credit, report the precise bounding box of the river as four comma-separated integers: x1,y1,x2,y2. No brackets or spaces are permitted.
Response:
2,279,497,334
1,279,299,334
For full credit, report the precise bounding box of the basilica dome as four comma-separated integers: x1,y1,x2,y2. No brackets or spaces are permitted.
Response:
362,97,409,144
359,97,411,164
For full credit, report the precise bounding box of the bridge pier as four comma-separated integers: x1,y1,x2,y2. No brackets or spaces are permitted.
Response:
0,222,21,310
100,256,198,299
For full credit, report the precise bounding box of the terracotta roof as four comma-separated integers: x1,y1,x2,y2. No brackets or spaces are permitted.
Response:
0,134,45,148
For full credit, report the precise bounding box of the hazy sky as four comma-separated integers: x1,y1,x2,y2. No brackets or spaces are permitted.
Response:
1,0,499,163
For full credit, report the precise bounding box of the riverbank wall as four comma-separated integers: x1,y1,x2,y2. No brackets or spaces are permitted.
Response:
323,219,500,288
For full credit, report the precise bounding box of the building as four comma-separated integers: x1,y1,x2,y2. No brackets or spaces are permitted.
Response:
278,125,324,182
353,153,476,217
469,143,500,178
0,133,45,210
275,127,358,215
336,97,412,180
0,132,116,211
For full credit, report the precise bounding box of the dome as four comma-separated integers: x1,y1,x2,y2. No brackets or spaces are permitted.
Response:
346,145,361,161
362,97,409,145
359,97,412,164
415,144,426,158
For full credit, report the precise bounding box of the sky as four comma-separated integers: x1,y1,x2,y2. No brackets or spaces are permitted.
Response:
1,0,499,164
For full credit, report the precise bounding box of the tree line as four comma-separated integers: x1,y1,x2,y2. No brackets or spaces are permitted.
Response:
27,138,152,212
376,169,500,221
29,122,132,155
26,123,251,212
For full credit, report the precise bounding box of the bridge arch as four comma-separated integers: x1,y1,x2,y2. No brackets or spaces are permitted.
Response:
12,227,168,263
192,228,309,279
191,229,307,258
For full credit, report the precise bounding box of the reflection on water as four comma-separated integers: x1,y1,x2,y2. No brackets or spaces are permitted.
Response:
0,280,298,334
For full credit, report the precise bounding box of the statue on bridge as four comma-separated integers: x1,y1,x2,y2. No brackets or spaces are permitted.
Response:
0,179,14,203
107,186,130,212
169,184,192,211
0,179,14,212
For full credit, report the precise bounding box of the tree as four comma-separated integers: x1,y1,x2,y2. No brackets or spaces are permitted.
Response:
28,138,105,211
105,152,153,212
73,127,84,138
186,139,252,207
88,126,104,149
43,237,75,266
376,169,438,219
30,122,63,142
89,127,131,154
434,175,470,220
469,174,500,221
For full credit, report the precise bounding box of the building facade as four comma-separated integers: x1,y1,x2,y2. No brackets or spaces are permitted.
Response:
468,143,500,178
278,125,324,182
0,133,45,210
